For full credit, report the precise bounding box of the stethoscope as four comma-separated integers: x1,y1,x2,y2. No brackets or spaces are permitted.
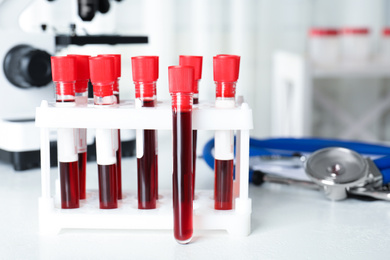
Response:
202,137,390,201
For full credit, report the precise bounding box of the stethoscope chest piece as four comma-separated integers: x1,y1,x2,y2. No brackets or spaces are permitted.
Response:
305,147,368,200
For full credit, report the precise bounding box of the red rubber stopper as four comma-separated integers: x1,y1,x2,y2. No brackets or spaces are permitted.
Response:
132,56,159,82
179,55,203,80
179,55,202,94
309,28,339,36
67,55,90,80
168,66,194,94
132,56,159,98
89,56,115,97
98,54,121,93
213,54,240,82
51,56,76,82
98,54,121,78
67,54,90,93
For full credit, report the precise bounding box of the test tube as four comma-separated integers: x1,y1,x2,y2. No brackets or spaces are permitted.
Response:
89,56,118,209
98,54,123,200
51,56,80,209
169,65,194,244
68,54,90,200
213,54,240,210
179,55,203,199
131,56,159,209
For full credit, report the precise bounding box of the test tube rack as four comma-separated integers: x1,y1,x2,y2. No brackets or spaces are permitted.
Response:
36,99,253,236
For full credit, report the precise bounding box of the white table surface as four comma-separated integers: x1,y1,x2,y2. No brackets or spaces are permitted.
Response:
1,141,390,260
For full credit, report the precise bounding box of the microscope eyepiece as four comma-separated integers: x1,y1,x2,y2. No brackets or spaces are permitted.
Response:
3,45,52,89
78,0,111,22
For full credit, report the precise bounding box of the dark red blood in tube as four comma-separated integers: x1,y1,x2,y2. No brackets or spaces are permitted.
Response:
60,161,80,209
169,65,194,244
192,97,198,198
172,111,193,243
137,99,158,209
214,159,234,210
98,164,118,209
78,152,87,200
114,93,123,200
116,135,122,200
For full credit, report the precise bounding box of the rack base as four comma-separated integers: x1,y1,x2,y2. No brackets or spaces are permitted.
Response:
39,190,251,236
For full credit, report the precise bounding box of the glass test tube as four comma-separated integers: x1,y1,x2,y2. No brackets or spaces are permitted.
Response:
179,55,203,199
51,56,80,209
213,54,240,210
132,56,159,209
89,56,118,209
169,66,194,244
99,54,123,200
68,54,90,200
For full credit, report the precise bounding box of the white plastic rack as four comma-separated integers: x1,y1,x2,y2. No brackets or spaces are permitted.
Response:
35,99,253,236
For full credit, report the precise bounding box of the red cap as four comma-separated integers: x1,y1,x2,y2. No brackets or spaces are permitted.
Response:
342,27,370,35
213,54,240,82
51,56,76,82
168,66,194,94
67,55,89,93
89,56,115,84
179,55,203,80
309,28,339,36
98,54,121,78
67,55,90,80
89,56,115,97
383,28,390,36
131,56,159,82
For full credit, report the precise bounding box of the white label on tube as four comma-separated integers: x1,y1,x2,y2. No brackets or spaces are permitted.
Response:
136,129,144,158
57,128,78,162
96,128,116,165
113,129,119,152
135,98,144,158
77,128,87,153
215,130,234,160
214,99,235,160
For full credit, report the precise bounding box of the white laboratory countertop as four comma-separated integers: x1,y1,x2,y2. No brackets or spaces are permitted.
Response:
1,145,390,260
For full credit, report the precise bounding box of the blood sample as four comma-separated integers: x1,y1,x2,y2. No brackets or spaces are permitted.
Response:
98,54,123,199
179,55,202,199
89,56,118,209
68,54,90,200
51,56,80,209
131,56,159,209
213,54,240,210
169,65,194,244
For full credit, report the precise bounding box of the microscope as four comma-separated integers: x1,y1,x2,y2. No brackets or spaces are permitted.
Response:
0,0,147,170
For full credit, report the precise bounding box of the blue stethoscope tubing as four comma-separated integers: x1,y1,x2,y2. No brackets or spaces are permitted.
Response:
202,137,390,184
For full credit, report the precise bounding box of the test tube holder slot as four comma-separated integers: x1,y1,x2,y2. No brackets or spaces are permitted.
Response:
36,99,253,236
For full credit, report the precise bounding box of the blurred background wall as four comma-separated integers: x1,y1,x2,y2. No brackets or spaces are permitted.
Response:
17,0,390,141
